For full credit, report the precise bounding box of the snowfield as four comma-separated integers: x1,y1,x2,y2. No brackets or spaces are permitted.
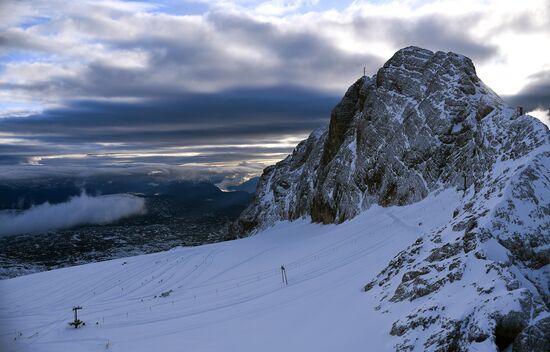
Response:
0,190,461,352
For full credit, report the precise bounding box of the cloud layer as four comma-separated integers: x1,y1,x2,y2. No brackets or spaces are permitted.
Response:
0,193,146,236
0,0,549,180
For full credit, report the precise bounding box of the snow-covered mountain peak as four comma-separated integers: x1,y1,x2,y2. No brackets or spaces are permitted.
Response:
376,46,478,100
230,46,548,237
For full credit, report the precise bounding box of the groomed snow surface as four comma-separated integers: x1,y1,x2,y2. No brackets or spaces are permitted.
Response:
0,190,460,352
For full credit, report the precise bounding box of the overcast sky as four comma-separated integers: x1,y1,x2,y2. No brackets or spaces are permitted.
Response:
1,0,549,183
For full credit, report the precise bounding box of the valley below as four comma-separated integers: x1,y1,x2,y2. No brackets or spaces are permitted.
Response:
0,180,253,279
0,190,459,352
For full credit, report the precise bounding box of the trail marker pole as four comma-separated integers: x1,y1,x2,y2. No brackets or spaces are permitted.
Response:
281,265,288,285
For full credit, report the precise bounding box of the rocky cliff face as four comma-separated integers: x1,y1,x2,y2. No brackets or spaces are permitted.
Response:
230,46,546,235
363,148,550,351
229,46,550,351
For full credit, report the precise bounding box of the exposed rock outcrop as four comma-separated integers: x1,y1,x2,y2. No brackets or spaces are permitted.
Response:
364,149,550,351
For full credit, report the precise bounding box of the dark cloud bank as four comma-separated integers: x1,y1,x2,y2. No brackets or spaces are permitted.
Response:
1,2,548,182
504,69,550,111
0,86,339,177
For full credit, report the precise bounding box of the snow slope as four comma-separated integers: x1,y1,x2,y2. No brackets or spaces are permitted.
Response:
0,189,461,352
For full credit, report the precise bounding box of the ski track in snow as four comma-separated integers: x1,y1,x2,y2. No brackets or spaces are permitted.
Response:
0,190,459,352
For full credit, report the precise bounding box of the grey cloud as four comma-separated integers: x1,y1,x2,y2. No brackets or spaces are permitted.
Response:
0,0,546,184
0,7,384,103
0,155,28,165
0,193,146,236
0,162,267,186
489,14,540,33
351,13,499,63
0,3,509,114
0,86,337,144
504,70,550,111
0,86,337,179
393,16,498,62
0,30,37,52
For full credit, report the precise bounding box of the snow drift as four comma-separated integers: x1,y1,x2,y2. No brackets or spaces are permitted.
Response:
0,193,146,236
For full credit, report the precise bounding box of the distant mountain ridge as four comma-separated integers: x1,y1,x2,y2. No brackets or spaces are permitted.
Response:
229,47,550,351
226,177,259,194
0,177,248,210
